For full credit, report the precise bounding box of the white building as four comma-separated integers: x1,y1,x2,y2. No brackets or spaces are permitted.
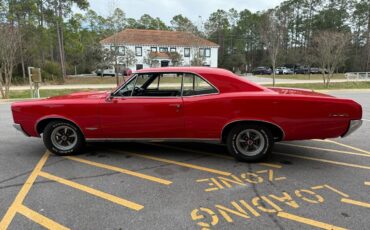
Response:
100,29,219,71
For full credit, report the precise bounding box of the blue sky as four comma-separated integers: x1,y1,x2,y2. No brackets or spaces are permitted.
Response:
78,0,284,24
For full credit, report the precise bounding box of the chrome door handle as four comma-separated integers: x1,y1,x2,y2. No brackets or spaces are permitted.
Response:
169,104,181,109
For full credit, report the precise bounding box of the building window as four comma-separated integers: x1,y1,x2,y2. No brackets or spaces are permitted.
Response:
184,48,190,57
135,47,142,56
159,47,168,53
151,47,157,52
170,47,176,53
205,48,211,57
199,48,205,57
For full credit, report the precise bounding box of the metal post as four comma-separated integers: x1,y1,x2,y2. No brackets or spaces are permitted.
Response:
28,67,33,98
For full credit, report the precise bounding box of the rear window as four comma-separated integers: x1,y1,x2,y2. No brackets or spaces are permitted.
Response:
183,74,218,96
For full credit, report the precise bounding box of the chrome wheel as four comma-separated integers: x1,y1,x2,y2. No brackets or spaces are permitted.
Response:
51,125,78,151
235,129,265,157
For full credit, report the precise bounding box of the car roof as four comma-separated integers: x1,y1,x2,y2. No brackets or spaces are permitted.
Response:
135,67,268,93
135,67,233,76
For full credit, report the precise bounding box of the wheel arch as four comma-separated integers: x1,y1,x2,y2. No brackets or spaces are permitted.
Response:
221,120,285,144
35,116,85,137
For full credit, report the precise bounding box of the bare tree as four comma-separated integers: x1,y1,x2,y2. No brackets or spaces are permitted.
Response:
260,10,285,86
107,3,126,86
118,48,137,69
144,52,159,68
312,31,350,87
168,51,183,66
190,50,205,66
0,25,19,99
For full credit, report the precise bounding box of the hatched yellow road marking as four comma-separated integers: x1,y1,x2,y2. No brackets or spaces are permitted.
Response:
17,205,70,230
148,143,282,169
119,150,232,176
66,156,172,185
38,171,144,211
323,185,349,198
278,143,370,158
277,212,347,230
314,140,370,155
274,152,370,170
341,198,370,208
0,152,50,230
365,182,370,186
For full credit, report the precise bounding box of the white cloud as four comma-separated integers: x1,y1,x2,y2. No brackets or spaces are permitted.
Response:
80,0,284,24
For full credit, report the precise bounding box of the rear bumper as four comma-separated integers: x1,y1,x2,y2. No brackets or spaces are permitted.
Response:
13,123,30,137
342,120,363,138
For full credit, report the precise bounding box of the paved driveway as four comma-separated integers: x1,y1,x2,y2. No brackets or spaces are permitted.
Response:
0,92,369,230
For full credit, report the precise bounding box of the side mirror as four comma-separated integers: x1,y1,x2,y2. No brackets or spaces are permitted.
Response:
106,92,114,102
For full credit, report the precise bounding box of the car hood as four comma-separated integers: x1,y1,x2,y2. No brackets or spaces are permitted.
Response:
46,91,110,100
268,87,334,98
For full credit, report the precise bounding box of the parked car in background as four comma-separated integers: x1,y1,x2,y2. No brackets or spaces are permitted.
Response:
252,67,272,75
11,67,363,162
295,67,310,74
275,67,294,75
96,66,116,77
309,67,321,74
122,68,133,77
295,66,328,75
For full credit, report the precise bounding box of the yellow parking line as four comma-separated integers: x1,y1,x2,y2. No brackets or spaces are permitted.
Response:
148,143,282,169
38,171,143,211
17,205,70,230
277,211,347,230
365,182,370,186
121,150,232,176
66,156,172,185
0,152,50,230
314,140,370,155
278,143,370,158
341,198,370,208
274,152,370,170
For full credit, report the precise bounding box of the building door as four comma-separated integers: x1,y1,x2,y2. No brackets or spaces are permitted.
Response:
136,64,143,70
161,61,169,67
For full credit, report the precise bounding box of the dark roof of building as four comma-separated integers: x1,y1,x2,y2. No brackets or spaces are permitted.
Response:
100,29,219,47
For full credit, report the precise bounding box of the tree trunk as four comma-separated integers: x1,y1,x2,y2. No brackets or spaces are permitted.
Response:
366,5,370,71
0,68,5,99
55,0,66,81
17,17,27,81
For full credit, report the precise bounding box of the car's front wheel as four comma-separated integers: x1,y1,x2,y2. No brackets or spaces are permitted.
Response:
227,124,274,162
43,121,85,156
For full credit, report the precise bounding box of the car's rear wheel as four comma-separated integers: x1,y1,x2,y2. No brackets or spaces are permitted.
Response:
227,124,274,162
43,121,85,156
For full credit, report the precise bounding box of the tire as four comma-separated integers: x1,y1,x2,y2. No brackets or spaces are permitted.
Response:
226,124,274,162
43,121,85,156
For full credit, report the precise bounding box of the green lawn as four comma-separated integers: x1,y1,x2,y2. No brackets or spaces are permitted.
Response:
8,88,112,99
266,81,370,90
255,73,346,80
11,76,124,86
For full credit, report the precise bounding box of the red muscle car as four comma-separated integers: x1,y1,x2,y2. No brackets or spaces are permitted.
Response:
11,67,363,162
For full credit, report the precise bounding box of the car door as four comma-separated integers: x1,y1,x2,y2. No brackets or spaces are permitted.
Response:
99,73,185,139
182,73,222,139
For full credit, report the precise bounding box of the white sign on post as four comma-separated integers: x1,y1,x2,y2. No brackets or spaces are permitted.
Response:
28,67,42,98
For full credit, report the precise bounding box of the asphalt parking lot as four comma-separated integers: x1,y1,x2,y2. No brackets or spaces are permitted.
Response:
0,91,369,230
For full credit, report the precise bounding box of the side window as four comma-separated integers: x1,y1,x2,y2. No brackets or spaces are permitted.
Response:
115,76,137,97
183,74,218,96
146,73,182,97
132,74,152,96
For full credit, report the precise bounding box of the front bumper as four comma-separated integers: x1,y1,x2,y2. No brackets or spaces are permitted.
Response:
342,120,363,138
13,123,30,137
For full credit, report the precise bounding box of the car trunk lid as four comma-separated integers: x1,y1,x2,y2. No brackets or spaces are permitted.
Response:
268,87,334,98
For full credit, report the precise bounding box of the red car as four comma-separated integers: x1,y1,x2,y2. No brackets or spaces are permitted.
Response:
11,67,363,162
